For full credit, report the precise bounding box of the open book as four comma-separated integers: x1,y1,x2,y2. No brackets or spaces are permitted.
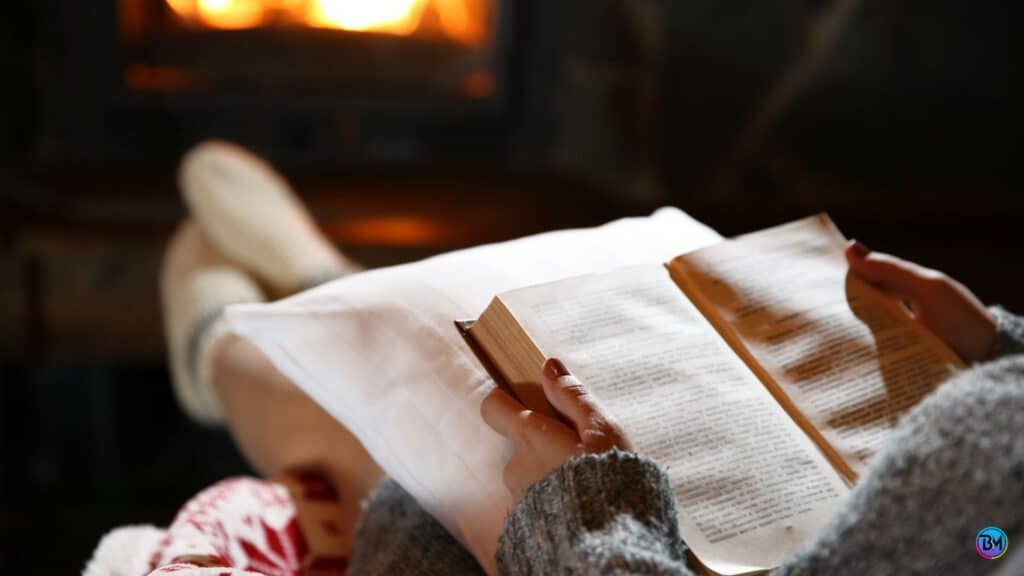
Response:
459,214,962,575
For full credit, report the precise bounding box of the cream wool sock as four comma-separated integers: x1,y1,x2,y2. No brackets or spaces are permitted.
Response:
179,140,359,298
161,220,265,425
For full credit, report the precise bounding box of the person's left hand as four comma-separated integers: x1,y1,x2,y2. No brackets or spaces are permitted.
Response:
480,357,631,498
844,240,997,363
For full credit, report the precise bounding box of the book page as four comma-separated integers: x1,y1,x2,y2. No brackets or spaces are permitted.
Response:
497,265,849,576
670,214,962,477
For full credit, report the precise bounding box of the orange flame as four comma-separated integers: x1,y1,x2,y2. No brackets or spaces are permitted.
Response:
165,0,487,44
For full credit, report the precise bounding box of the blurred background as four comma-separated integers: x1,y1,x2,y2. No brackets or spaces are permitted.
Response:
0,0,1013,572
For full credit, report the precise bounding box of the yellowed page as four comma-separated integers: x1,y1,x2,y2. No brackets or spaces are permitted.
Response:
497,265,850,576
670,214,962,476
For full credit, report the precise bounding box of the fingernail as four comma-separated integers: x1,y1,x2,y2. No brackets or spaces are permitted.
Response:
543,358,571,379
849,239,870,257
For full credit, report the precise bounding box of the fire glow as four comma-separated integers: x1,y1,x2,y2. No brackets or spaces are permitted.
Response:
164,0,487,44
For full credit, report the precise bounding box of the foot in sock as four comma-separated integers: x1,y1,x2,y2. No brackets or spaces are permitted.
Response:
160,219,265,425
179,140,360,298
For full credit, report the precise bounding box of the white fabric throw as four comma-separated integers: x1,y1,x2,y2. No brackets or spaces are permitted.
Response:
226,207,722,574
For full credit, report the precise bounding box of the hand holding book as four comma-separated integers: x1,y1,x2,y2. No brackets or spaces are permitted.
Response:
481,357,631,497
844,240,997,363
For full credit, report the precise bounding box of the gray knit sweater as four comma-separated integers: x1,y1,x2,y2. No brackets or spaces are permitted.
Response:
349,307,1024,576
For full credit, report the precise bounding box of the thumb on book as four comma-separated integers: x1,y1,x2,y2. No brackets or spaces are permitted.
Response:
541,358,631,452
845,241,933,307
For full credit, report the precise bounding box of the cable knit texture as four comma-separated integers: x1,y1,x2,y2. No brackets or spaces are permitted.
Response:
349,313,1024,576
498,451,688,576
348,480,481,575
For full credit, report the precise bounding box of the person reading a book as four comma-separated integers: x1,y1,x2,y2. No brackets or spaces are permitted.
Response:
87,142,1022,576
479,265,1023,575
480,240,1010,499
474,235,1021,575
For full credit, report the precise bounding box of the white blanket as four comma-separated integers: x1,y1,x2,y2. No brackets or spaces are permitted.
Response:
226,207,722,574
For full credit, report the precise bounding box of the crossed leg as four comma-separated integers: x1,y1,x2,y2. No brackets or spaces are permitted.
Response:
210,334,383,510
113,141,387,574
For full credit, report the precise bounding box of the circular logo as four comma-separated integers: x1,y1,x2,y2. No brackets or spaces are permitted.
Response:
976,526,1009,560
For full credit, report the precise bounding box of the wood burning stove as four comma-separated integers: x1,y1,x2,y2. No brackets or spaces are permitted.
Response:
33,0,511,169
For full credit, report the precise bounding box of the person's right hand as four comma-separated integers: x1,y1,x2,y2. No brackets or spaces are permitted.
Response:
480,358,631,498
845,240,997,363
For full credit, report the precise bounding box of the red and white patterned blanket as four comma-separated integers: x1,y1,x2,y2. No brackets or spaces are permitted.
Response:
86,474,351,576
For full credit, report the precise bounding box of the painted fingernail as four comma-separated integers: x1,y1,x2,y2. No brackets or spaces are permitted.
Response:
849,239,870,257
543,358,571,379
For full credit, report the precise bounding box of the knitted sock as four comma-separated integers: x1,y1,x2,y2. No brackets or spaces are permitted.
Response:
179,140,360,298
161,220,265,425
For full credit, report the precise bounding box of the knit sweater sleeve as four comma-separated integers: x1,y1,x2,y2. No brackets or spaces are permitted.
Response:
990,306,1024,359
496,450,694,576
